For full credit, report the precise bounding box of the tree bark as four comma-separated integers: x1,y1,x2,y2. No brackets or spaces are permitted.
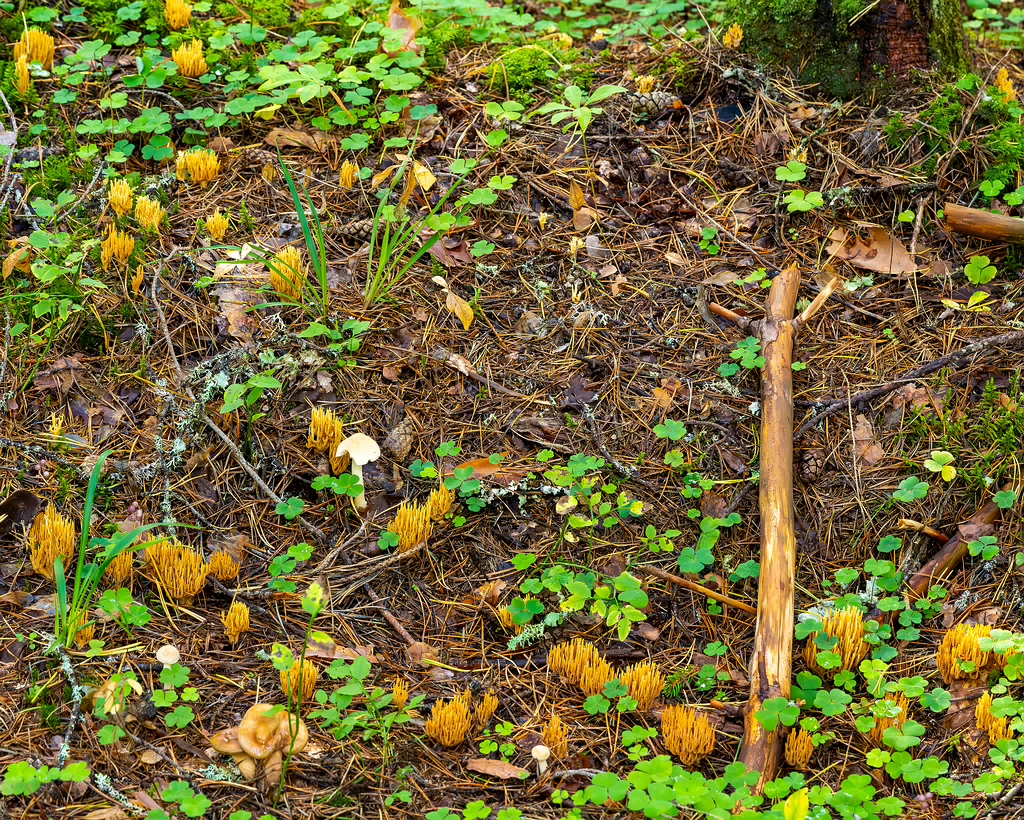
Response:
733,0,967,99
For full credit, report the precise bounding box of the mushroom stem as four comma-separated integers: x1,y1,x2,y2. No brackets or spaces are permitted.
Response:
351,463,366,512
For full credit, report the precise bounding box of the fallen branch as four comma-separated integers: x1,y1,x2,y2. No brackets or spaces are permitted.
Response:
795,330,1024,438
710,266,833,788
944,202,1024,244
640,565,757,615
906,483,1019,599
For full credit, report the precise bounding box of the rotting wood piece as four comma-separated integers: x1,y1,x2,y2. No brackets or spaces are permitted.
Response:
944,203,1024,245
709,266,837,790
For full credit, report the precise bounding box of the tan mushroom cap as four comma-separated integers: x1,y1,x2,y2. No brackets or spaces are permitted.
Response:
334,432,381,466
237,704,288,760
210,726,243,755
237,704,310,761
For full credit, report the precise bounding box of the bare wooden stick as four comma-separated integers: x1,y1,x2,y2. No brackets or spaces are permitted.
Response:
738,265,801,789
640,565,757,615
944,202,1024,244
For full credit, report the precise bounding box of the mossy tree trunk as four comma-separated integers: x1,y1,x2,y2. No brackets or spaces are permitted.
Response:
731,0,967,99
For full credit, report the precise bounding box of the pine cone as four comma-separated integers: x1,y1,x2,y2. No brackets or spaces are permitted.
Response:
799,449,825,483
331,217,374,241
383,417,415,461
629,91,683,120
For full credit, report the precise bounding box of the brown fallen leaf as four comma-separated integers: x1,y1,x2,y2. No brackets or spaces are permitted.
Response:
406,641,440,667
445,454,511,478
853,414,884,467
466,758,530,780
386,0,422,55
265,127,331,152
467,579,507,607
138,750,163,765
826,227,917,275
306,632,379,662
212,285,258,343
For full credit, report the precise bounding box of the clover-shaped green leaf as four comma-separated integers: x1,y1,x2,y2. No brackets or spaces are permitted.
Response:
924,450,956,482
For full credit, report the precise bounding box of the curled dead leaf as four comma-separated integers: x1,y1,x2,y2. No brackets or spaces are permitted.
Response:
406,641,440,667
853,414,884,467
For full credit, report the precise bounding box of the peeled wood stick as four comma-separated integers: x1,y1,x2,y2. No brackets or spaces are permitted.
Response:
640,565,756,615
737,265,801,788
943,202,1024,244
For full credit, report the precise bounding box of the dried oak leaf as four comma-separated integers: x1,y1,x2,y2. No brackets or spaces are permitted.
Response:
826,227,916,275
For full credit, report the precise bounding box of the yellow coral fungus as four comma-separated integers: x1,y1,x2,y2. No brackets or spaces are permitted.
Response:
172,39,207,78
427,484,454,521
996,68,1017,103
425,696,473,747
109,179,133,217
135,196,165,234
101,226,135,271
14,28,55,70
496,606,521,634
542,714,569,760
868,693,909,748
579,657,616,697
937,623,994,683
165,0,193,30
280,659,318,700
15,56,30,95
620,661,664,711
393,678,409,710
176,148,221,187
307,406,340,453
269,245,305,301
221,601,250,644
784,728,814,770
104,548,134,587
634,75,655,94
145,541,209,603
722,23,744,50
661,705,716,765
208,550,240,582
29,507,76,581
339,161,360,189
387,500,432,551
548,638,603,688
70,611,95,649
803,606,869,676
475,693,499,728
206,209,229,241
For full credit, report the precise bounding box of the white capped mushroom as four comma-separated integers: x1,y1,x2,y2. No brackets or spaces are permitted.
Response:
156,644,180,667
334,433,380,512
531,744,550,776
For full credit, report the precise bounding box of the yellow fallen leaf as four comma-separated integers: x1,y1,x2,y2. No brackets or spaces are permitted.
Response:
445,289,474,330
372,165,399,188
569,179,587,210
784,788,809,820
413,160,436,192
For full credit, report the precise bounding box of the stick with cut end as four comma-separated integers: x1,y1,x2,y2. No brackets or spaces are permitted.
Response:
943,202,1024,244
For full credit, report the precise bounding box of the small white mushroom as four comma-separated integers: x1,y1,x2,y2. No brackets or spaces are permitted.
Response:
531,744,550,776
334,433,381,512
156,644,181,689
